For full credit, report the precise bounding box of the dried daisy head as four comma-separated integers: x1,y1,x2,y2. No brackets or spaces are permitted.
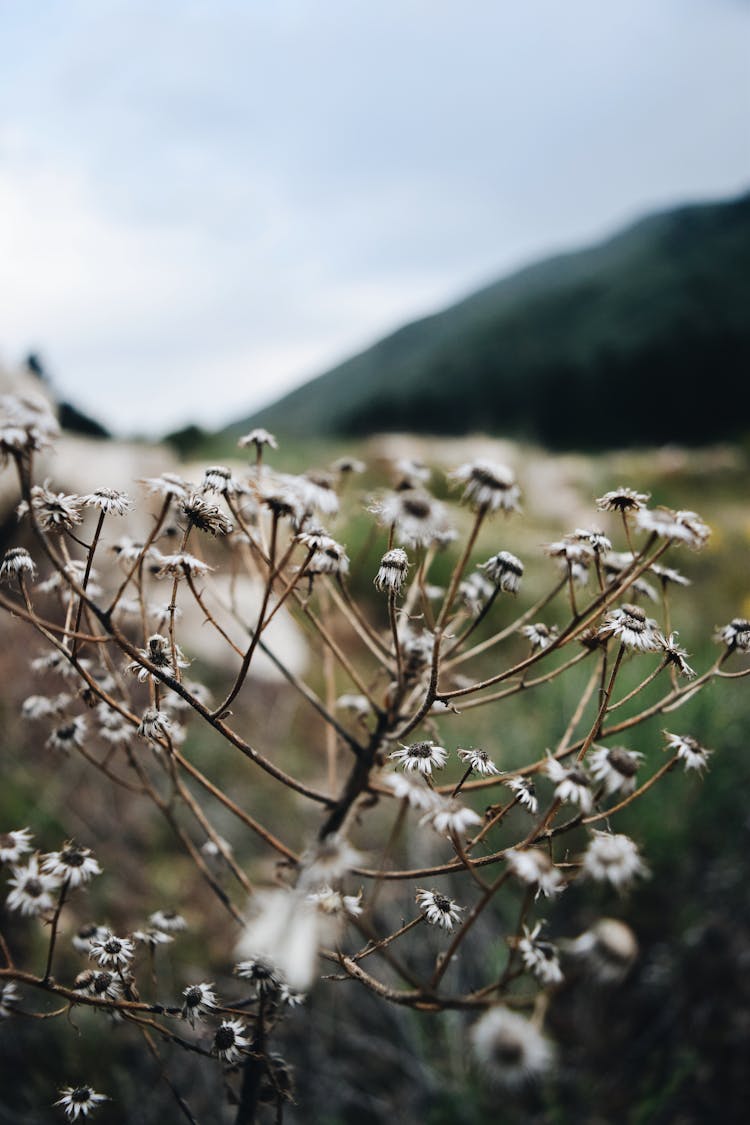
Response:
635,507,710,550
597,604,661,652
239,428,278,454
715,617,750,652
518,922,563,986
213,1019,251,1065
545,759,593,813
304,536,350,578
657,632,695,678
371,488,453,549
374,547,409,594
520,622,558,652
0,827,34,865
390,740,448,776
504,776,539,814
0,547,37,584
81,488,134,516
46,716,88,753
42,842,101,888
420,797,482,837
6,856,60,916
181,493,233,536
596,487,650,514
451,459,520,514
88,930,135,970
506,849,565,898
21,482,83,532
54,1085,109,1120
470,1006,554,1087
416,889,463,930
380,770,439,811
587,746,643,796
457,747,500,776
581,832,648,891
201,465,245,496
662,731,711,772
479,550,523,594
139,471,193,500
181,982,219,1027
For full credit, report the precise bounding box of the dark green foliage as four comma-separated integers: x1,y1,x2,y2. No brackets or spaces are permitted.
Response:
233,191,750,449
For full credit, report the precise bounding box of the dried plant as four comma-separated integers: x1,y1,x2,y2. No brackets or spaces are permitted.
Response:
0,393,747,1122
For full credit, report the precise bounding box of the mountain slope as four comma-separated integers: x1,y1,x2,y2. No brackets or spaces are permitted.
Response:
232,191,750,449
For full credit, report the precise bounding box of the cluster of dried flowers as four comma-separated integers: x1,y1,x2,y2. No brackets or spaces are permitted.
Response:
0,393,747,1120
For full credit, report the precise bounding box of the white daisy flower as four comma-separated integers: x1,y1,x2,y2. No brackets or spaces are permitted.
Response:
181,982,219,1027
305,885,363,918
390,740,448,776
54,1085,109,1120
213,1019,251,1065
635,506,710,550
73,969,123,1001
380,771,439,811
416,889,463,930
72,924,109,955
596,487,649,513
234,956,283,994
520,622,558,652
88,930,135,970
457,747,500,776
46,716,87,753
6,856,60,916
81,488,133,516
149,908,187,933
42,842,101,888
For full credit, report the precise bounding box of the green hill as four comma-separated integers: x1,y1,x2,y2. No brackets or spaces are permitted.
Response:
232,191,750,449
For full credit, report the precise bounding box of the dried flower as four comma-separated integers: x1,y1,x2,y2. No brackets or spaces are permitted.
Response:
587,746,643,796
214,1019,251,1065
202,465,245,495
306,885,363,918
544,758,593,812
663,731,711,772
715,618,750,652
139,472,193,499
127,634,188,682
72,924,109,955
149,908,187,933
506,849,565,898
597,604,661,652
305,536,350,577
520,622,558,651
451,459,521,514
479,551,524,593
374,548,410,594
596,487,649,513
20,482,83,531
390,740,448,776
81,488,133,516
156,552,213,579
518,922,563,986
73,969,122,1001
582,832,648,890
564,918,638,982
46,712,88,753
657,632,695,678
0,547,36,583
0,827,34,864
459,572,495,615
42,842,101,887
22,693,72,720
181,982,219,1027
89,930,135,969
416,889,463,930
137,708,171,743
235,956,284,993
371,488,453,549
380,771,439,811
6,856,60,916
470,1006,554,1086
457,747,500,776
330,455,365,475
335,694,371,721
420,797,482,837
54,1086,109,1120
504,777,538,814
239,428,278,452
181,493,233,536
635,507,710,550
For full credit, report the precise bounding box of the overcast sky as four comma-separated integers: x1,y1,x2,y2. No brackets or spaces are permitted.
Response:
1,0,748,436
